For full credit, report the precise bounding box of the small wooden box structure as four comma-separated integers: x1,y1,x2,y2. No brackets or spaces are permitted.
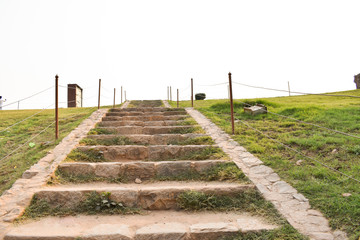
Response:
67,84,83,108
244,104,267,116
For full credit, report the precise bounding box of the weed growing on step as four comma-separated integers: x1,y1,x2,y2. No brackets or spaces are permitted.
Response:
169,126,205,134
177,117,198,126
168,136,215,145
65,149,107,162
49,169,128,184
180,146,228,160
19,191,141,220
88,128,117,135
128,100,164,108
80,136,134,146
156,162,249,183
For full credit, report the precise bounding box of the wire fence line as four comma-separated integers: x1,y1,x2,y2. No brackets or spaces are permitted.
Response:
0,121,55,163
195,82,228,87
234,100,360,140
2,86,54,108
0,103,55,134
232,81,360,98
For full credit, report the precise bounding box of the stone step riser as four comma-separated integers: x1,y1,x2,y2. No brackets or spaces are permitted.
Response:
110,107,185,112
97,126,196,135
34,185,254,210
99,120,186,127
5,213,277,240
76,145,216,161
58,160,229,180
102,115,188,122
86,134,207,145
106,111,187,117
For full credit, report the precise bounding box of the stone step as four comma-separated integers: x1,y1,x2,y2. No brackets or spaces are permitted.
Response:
106,111,187,117
110,107,185,112
95,126,198,135
74,145,220,161
58,160,229,181
5,211,277,240
99,120,188,127
102,115,188,122
31,182,255,210
86,133,208,145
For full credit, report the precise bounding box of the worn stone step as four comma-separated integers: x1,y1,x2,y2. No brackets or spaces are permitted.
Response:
86,133,208,145
58,160,229,181
102,115,188,122
74,145,221,161
95,126,198,135
110,107,185,112
106,111,187,117
4,211,277,240
31,182,255,210
99,120,188,127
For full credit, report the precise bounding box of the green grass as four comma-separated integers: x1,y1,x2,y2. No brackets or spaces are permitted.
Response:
128,100,164,108
64,149,107,162
177,189,307,240
170,89,360,239
19,191,141,220
52,162,249,184
169,126,205,134
80,136,134,146
88,127,117,135
168,136,215,145
0,107,99,195
65,146,227,162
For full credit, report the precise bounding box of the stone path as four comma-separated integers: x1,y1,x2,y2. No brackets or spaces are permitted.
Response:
2,101,279,239
1,100,346,239
184,106,347,240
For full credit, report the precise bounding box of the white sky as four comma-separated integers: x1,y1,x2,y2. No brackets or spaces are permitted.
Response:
1,0,360,109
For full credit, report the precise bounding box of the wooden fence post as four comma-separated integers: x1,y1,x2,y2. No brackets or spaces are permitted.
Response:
55,75,59,140
170,86,172,101
113,88,116,108
98,79,101,109
228,72,235,135
177,89,179,108
191,78,194,107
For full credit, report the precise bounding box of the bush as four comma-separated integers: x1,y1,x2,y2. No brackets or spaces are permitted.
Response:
195,93,206,100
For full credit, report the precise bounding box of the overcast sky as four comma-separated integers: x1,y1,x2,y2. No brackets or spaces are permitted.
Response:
1,0,359,109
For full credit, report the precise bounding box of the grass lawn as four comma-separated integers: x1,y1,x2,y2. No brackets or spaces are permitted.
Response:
169,90,360,239
0,105,120,195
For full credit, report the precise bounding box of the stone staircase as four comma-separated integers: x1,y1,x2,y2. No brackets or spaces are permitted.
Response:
4,103,279,239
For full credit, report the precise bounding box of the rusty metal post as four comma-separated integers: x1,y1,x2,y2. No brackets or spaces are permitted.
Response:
55,75,59,140
177,89,179,108
228,72,235,135
113,88,116,108
191,78,193,107
98,79,101,109
170,86,172,101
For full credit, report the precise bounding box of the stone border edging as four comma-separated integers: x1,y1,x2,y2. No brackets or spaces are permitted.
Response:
185,107,347,240
0,108,108,238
